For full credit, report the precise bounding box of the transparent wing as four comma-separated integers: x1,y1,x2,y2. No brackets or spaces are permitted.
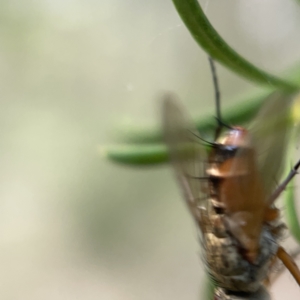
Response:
249,91,294,199
162,94,209,232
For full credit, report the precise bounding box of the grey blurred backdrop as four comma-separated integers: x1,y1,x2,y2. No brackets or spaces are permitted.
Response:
1,0,300,299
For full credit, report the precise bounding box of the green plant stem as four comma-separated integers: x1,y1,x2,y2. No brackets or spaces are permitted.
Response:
171,0,298,91
101,144,168,166
204,277,215,300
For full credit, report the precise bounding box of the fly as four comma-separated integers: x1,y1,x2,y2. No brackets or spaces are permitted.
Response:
162,58,300,300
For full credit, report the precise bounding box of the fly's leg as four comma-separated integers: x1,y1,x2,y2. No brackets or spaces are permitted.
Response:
269,247,300,285
276,246,300,285
269,159,300,205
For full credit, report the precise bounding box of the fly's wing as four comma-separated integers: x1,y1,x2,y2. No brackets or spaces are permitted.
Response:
162,94,209,233
249,91,294,199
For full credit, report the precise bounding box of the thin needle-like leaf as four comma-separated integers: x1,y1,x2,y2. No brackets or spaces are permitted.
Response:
171,0,299,91
100,144,168,166
285,186,300,244
284,96,300,243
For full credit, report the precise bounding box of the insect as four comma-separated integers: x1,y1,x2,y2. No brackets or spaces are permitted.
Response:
162,58,300,299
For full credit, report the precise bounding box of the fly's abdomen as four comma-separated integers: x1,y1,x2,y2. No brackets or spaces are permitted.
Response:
203,226,278,293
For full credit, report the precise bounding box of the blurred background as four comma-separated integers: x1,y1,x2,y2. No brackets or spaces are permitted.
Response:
1,0,300,299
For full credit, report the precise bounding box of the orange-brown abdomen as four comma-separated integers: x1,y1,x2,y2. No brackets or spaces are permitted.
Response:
208,127,268,263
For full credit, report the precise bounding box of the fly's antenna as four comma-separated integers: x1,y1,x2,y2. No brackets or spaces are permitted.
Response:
208,57,223,139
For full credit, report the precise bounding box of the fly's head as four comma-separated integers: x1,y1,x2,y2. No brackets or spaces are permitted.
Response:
217,127,252,148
